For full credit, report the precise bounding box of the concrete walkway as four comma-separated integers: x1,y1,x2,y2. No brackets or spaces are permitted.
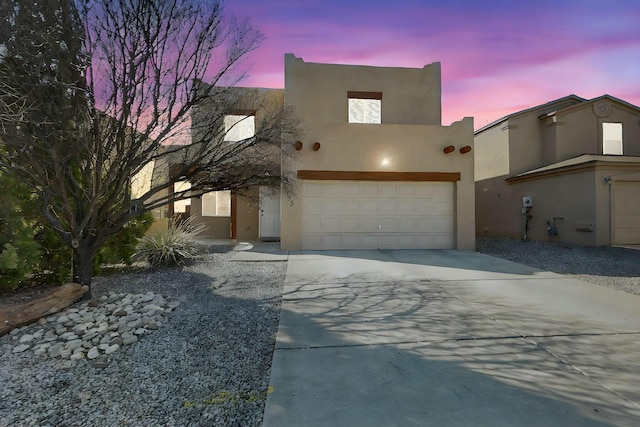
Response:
263,250,640,427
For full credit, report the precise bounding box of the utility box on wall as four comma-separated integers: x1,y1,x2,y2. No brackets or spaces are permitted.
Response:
522,196,533,207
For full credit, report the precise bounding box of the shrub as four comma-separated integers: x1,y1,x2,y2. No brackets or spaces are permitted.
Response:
136,217,207,267
0,173,42,289
95,212,154,268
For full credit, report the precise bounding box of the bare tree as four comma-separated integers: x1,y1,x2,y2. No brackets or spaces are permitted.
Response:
0,0,295,294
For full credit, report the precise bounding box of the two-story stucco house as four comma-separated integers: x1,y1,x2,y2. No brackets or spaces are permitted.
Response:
180,54,476,250
280,54,475,250
475,94,640,245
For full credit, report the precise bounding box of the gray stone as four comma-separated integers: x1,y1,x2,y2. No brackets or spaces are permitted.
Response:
12,344,31,353
142,304,164,313
121,334,138,345
87,346,101,359
48,344,64,358
70,352,85,360
133,328,146,335
19,334,35,344
65,339,84,351
110,337,123,346
146,323,159,330
105,344,120,355
44,331,58,342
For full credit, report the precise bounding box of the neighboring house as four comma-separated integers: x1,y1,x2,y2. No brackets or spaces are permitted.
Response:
475,94,640,245
280,54,475,250
174,54,476,250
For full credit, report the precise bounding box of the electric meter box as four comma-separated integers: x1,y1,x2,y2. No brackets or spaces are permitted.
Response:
522,197,533,207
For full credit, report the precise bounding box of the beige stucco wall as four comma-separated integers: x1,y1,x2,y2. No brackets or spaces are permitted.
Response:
477,162,640,245
187,189,260,240
189,197,231,238
281,118,475,250
507,117,545,175
284,54,442,126
282,54,474,250
474,122,510,181
476,170,597,244
236,189,260,241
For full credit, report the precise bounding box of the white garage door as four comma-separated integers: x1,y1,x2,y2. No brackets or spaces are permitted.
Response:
613,181,640,245
302,180,454,250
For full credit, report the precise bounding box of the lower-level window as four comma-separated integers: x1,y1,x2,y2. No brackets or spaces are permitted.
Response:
202,190,231,217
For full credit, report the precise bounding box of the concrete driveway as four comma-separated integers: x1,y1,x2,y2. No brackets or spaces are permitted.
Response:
263,250,640,427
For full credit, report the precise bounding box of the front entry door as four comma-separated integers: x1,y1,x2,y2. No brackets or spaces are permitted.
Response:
259,186,281,240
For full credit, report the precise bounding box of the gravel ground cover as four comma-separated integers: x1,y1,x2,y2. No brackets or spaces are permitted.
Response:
3,238,639,426
0,246,286,427
477,237,640,296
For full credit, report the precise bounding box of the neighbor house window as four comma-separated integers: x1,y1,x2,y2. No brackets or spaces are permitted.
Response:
603,122,623,155
224,114,255,142
202,190,231,217
348,91,382,124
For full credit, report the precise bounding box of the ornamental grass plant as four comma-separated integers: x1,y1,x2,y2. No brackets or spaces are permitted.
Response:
136,217,207,267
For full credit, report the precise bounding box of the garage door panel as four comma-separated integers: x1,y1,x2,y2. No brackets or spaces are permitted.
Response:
302,181,454,249
379,200,397,213
614,182,640,245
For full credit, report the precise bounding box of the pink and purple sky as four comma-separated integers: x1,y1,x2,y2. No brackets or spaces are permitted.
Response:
226,0,639,129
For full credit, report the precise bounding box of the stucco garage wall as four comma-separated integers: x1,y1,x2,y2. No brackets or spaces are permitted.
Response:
281,118,475,250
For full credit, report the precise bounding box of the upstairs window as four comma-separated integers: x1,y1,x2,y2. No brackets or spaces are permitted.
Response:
224,114,255,142
603,122,623,155
348,91,382,124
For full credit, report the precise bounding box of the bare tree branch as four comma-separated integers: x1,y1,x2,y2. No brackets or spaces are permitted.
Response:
0,0,298,292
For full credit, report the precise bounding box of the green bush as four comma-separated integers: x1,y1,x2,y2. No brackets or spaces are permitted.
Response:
0,173,42,289
95,212,154,268
136,216,206,267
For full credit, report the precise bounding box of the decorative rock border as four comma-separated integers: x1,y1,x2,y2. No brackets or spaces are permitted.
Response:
7,291,178,360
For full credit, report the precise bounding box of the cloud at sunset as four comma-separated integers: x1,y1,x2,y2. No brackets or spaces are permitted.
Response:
224,0,640,128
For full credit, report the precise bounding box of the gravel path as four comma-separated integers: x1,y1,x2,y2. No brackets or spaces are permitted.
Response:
477,238,640,296
0,247,286,427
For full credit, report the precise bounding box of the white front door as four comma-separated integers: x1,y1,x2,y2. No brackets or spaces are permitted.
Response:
259,186,281,240
301,180,455,250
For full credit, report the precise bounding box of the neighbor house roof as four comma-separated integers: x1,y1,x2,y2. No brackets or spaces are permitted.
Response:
538,94,640,119
506,154,640,183
475,94,586,135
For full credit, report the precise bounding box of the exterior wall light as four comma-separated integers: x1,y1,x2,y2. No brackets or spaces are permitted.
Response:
313,142,321,151
459,145,472,154
443,145,455,154
295,141,303,151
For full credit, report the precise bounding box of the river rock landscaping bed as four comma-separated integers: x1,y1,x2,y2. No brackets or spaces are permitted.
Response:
0,247,287,427
7,291,178,360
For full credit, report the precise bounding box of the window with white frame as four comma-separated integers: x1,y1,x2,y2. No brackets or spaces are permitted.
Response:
224,114,255,142
202,190,231,217
348,91,382,124
603,122,623,155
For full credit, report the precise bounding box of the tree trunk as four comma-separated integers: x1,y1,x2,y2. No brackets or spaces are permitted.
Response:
72,245,94,298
